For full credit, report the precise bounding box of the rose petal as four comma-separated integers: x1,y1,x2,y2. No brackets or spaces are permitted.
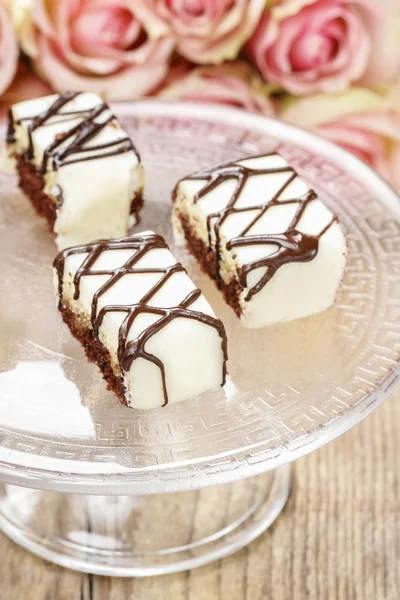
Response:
246,0,398,96
35,34,172,100
272,0,321,21
281,88,395,127
0,3,19,95
32,0,174,77
136,0,265,64
159,62,275,115
351,0,400,87
317,122,386,155
340,112,400,142
388,143,400,192
281,85,400,192
32,0,58,39
70,5,142,57
130,1,171,38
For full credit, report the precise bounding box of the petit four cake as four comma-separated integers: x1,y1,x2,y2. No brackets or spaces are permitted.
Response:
173,153,347,328
6,92,144,250
54,231,228,409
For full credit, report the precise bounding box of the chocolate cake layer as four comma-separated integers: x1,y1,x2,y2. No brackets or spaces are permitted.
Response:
60,303,128,406
15,153,143,234
178,212,242,318
16,154,56,228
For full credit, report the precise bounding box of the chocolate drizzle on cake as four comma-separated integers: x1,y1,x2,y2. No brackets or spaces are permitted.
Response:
8,92,138,173
54,233,228,406
6,109,15,144
185,154,336,300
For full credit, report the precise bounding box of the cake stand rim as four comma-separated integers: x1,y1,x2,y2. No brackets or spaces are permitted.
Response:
0,100,398,494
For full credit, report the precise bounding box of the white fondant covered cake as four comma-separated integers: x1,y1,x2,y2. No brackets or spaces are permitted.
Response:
54,231,228,409
173,153,347,328
6,92,144,250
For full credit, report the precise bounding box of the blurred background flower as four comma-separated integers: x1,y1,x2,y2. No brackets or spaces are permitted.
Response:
282,86,400,190
1,0,400,190
13,0,175,100
246,0,399,95
0,0,19,95
134,0,266,64
158,62,275,115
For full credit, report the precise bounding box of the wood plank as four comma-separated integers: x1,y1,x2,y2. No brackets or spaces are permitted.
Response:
1,391,399,600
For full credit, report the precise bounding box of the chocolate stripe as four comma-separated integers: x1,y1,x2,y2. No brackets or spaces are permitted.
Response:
8,92,138,172
183,155,336,301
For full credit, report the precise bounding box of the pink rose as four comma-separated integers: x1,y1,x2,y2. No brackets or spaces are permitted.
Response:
158,62,275,116
25,0,175,100
134,0,265,64
0,1,19,96
282,87,400,191
246,0,399,95
316,115,400,190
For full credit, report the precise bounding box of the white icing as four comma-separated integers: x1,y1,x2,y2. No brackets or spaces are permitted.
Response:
56,231,226,409
0,147,15,173
8,93,144,250
174,154,347,328
240,223,346,327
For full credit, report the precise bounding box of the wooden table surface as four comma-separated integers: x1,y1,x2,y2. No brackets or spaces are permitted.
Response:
0,391,398,600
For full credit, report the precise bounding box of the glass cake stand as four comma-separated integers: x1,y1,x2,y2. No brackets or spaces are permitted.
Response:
0,101,399,577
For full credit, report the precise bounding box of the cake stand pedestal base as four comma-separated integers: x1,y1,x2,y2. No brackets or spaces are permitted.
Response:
0,465,291,577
